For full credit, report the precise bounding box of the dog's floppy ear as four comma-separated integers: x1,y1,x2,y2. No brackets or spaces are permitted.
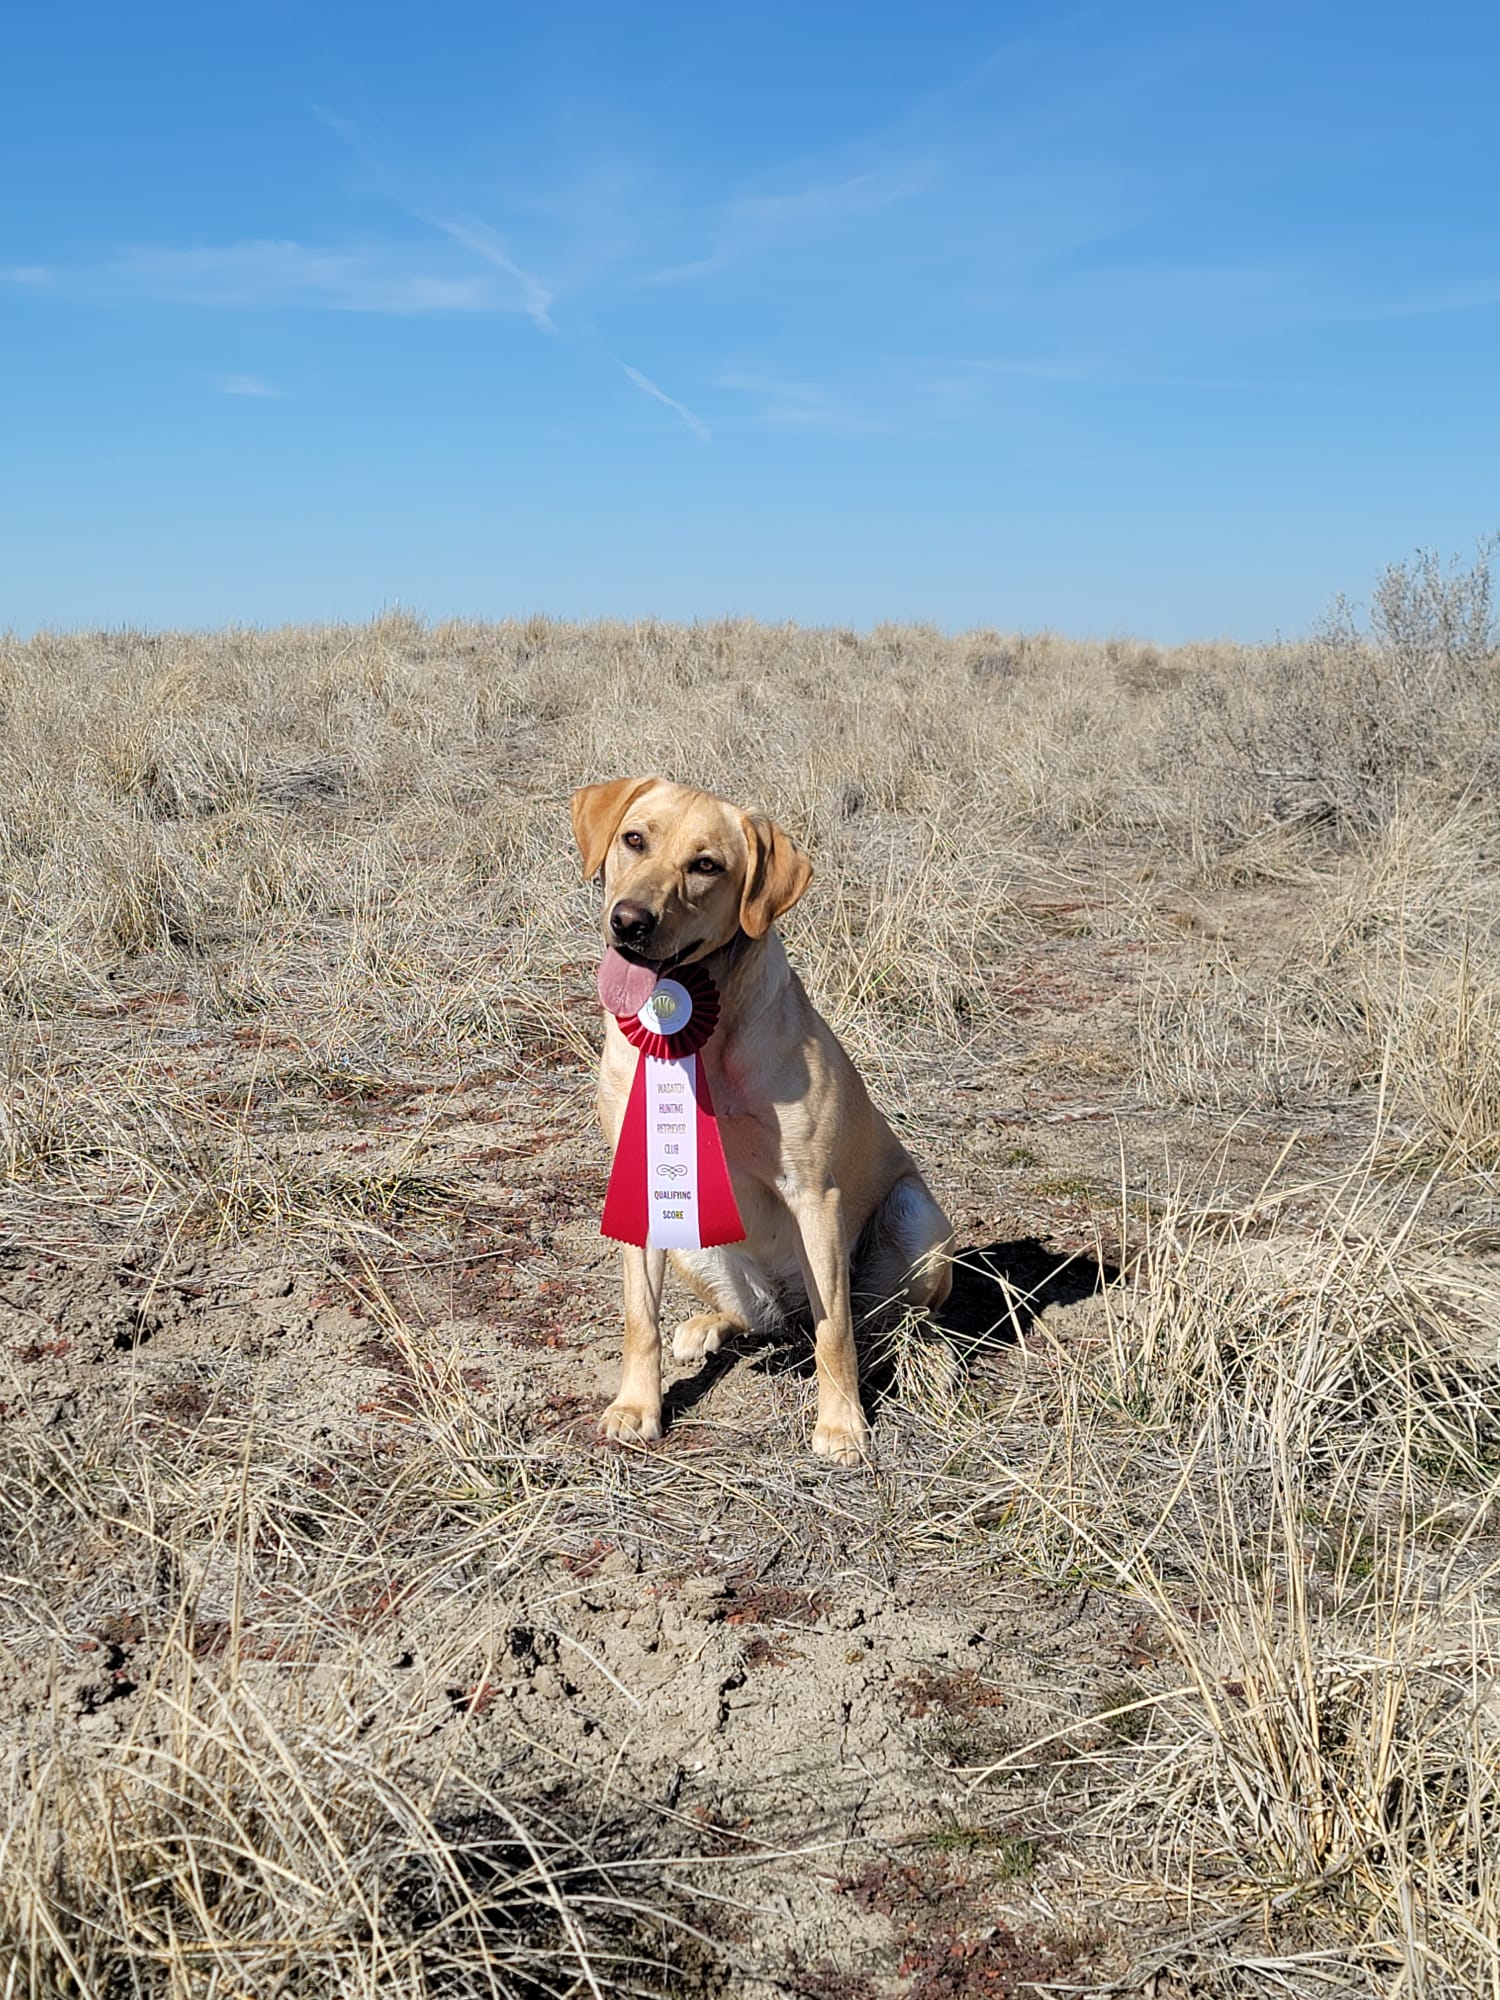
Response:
738,812,813,938
570,777,657,882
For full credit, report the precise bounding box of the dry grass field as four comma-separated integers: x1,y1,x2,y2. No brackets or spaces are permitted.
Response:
2,545,1499,1998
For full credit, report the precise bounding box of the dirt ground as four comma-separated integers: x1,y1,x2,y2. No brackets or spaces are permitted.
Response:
0,872,1401,1997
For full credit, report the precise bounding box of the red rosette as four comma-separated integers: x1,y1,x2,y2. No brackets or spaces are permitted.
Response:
614,961,720,1060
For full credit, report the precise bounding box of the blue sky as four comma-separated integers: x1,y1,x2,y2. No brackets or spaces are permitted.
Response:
4,0,1497,639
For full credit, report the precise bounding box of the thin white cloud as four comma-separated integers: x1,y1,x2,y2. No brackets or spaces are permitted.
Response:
424,216,555,329
1331,277,1500,323
716,351,1338,439
927,354,1343,395
731,164,934,232
215,373,282,398
316,108,557,330
716,370,893,437
633,250,733,290
620,363,711,443
4,265,53,287
26,240,523,314
758,402,889,437
636,159,933,289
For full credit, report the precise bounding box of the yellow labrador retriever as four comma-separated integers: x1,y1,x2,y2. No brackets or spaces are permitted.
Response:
572,778,953,1465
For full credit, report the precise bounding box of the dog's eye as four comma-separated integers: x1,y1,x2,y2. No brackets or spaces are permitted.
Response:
689,857,722,875
621,831,646,851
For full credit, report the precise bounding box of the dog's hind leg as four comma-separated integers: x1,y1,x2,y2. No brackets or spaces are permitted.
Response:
853,1174,954,1318
667,1247,761,1362
671,1311,744,1363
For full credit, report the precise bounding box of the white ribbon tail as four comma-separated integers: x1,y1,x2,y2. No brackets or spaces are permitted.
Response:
644,1054,702,1250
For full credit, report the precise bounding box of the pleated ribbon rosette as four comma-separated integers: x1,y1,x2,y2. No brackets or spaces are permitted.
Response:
599,963,746,1250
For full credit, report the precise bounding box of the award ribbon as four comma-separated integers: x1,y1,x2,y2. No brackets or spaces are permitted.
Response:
599,962,745,1251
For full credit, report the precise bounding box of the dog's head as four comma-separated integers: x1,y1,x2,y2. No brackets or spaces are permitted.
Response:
570,778,812,980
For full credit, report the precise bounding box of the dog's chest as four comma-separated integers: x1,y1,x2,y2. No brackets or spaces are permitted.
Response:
713,1102,784,1183
700,1048,791,1171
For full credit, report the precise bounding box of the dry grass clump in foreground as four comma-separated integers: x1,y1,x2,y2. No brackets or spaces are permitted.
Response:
2,1643,715,2000
2,543,1499,1995
0,1381,728,1998
940,1163,1500,1994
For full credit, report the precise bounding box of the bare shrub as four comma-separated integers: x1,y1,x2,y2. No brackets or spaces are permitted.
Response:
1156,540,1499,838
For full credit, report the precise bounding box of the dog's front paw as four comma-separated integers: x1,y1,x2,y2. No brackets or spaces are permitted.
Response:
672,1312,734,1364
599,1398,663,1445
812,1412,873,1468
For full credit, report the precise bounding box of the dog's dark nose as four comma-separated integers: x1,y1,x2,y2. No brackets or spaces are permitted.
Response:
609,900,657,948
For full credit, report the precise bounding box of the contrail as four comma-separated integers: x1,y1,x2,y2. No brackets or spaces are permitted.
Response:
620,363,711,442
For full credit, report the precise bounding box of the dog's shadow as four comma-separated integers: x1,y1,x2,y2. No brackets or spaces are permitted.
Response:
938,1236,1118,1344
661,1236,1119,1424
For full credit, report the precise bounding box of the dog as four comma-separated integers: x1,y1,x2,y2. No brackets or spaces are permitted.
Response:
572,778,953,1465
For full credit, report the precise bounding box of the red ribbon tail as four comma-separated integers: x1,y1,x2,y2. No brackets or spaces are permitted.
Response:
599,1052,746,1251
692,1059,746,1248
600,1054,650,1246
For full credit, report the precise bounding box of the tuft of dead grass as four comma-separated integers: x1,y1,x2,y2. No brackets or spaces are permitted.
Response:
950,1160,1500,1994
0,1392,717,1999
